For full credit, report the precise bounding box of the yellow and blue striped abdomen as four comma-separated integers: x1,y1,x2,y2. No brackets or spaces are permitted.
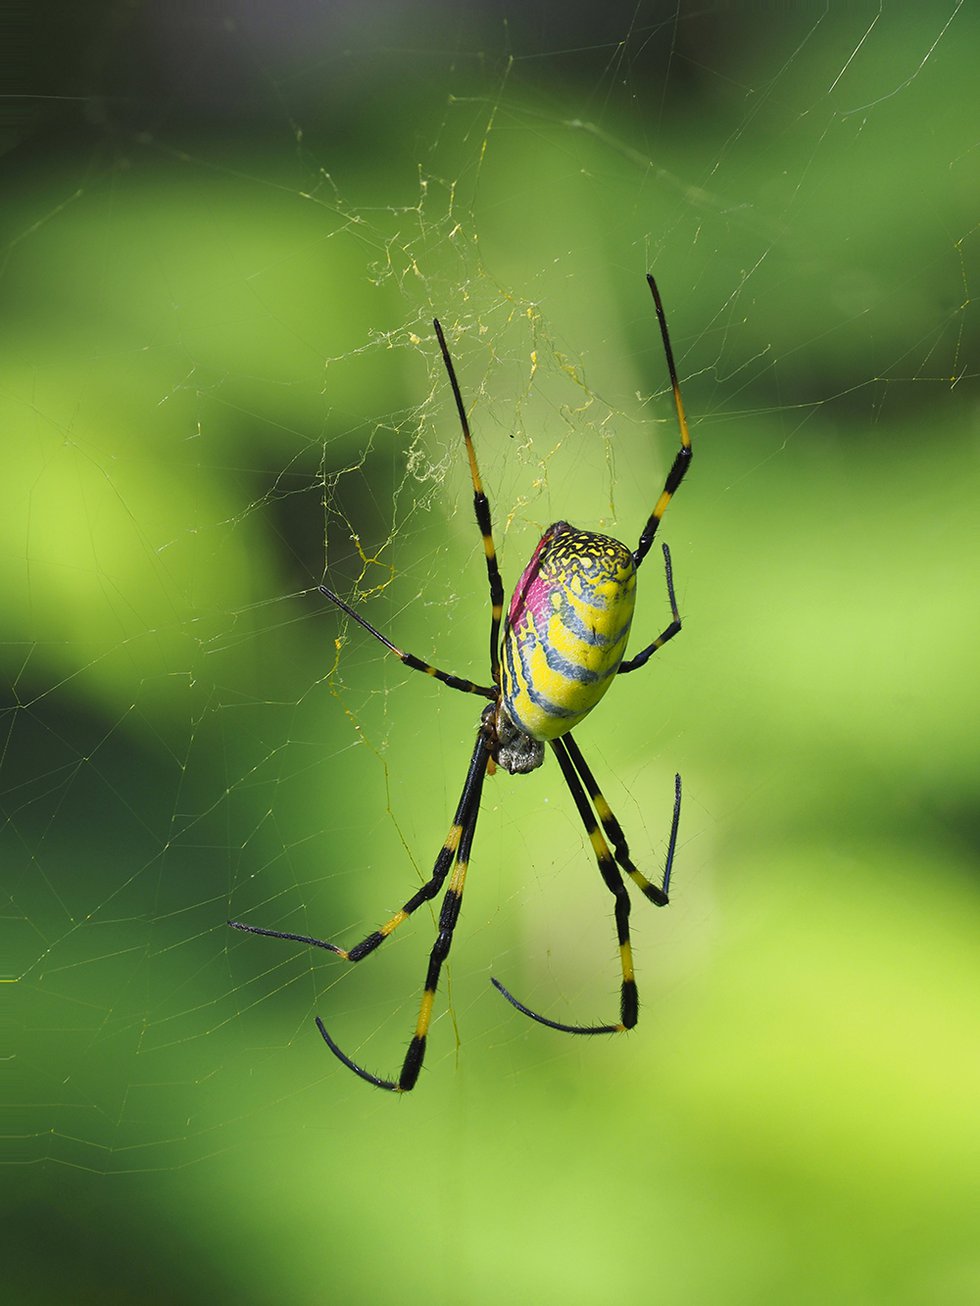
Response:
500,521,636,743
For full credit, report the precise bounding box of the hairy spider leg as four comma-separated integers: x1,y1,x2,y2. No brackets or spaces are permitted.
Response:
633,275,693,569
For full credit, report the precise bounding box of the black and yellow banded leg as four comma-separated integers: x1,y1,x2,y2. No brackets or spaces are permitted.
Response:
633,275,693,570
319,584,495,701
562,732,681,907
228,725,489,966
227,798,461,961
619,542,682,675
491,735,639,1036
433,319,505,685
318,738,489,1092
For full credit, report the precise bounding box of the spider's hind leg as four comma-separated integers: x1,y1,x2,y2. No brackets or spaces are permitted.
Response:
491,734,681,1036
562,734,681,906
317,733,489,1092
228,716,496,969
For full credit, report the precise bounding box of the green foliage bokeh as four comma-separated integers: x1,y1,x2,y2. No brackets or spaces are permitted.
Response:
3,5,978,1304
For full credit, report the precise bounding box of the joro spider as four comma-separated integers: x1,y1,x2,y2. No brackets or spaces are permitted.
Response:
229,274,692,1092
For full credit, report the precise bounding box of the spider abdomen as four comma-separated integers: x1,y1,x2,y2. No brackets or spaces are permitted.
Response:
500,521,636,743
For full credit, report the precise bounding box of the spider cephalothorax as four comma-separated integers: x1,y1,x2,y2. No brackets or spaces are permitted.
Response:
229,275,692,1092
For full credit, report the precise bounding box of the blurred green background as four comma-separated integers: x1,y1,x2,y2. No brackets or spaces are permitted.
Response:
4,3,978,1303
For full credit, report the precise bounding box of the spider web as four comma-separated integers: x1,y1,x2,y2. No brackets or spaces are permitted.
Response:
3,7,978,1295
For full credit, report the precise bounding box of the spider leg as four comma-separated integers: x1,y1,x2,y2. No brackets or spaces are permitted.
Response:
226,920,346,953
227,849,451,961
228,726,490,966
433,318,505,685
618,542,681,675
562,734,681,906
492,734,656,1036
317,734,489,1092
319,584,495,700
490,976,617,1034
633,276,693,570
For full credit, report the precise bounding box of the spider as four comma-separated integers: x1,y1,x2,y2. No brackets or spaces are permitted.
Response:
229,274,692,1092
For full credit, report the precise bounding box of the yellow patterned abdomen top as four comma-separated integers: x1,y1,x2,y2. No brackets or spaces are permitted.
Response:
500,521,636,741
